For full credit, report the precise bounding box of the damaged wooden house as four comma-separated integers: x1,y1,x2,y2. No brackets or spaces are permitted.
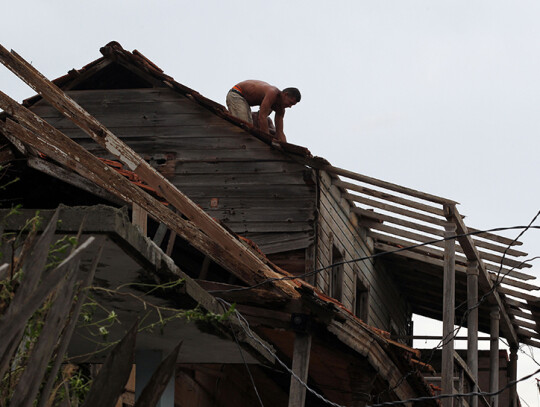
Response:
1,42,538,407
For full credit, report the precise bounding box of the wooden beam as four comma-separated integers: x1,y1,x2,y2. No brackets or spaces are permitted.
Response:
132,203,148,235
0,45,299,299
489,308,500,407
467,226,522,247
364,222,533,280
0,103,291,300
341,191,447,226
467,261,479,407
442,223,456,407
354,207,444,237
288,333,312,407
323,165,458,205
445,205,519,348
337,183,446,216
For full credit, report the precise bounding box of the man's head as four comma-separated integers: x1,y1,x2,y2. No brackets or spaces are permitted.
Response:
281,87,301,108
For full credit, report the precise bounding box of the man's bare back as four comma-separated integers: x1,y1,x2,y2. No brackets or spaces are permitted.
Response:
226,80,301,142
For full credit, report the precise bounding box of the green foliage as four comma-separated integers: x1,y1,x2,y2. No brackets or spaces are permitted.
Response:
0,211,236,406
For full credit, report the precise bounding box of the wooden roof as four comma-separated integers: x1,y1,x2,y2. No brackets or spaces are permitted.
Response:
0,43,441,404
321,165,538,348
2,41,538,349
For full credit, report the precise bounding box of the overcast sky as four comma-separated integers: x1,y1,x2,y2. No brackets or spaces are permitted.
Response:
2,1,539,404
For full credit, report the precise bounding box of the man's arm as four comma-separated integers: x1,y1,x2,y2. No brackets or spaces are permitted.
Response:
258,89,279,134
274,109,286,142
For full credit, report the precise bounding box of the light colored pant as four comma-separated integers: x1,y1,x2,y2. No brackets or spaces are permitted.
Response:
226,90,253,124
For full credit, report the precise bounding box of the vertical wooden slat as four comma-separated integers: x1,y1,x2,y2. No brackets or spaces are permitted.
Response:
508,347,518,407
466,260,479,407
288,333,312,407
132,203,148,235
489,308,500,407
442,222,456,407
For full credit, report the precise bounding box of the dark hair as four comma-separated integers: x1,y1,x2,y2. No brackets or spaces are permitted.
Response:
283,87,301,102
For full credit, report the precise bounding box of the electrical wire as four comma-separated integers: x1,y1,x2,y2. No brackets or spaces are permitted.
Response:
219,295,540,407
217,299,265,407
211,217,540,405
208,225,540,295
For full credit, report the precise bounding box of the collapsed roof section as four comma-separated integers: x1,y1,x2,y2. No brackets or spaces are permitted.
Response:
0,43,443,405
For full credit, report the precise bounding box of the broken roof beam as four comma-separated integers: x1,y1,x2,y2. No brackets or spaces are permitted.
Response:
0,94,293,300
445,204,519,347
0,44,299,300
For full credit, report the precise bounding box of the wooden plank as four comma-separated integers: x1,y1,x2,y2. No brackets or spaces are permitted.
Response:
0,53,299,299
81,321,138,407
319,183,407,330
441,224,456,407
175,160,306,175
368,231,535,290
323,165,458,205
61,124,248,139
498,286,540,303
362,217,526,260
467,226,523,247
0,112,290,298
365,222,530,269
10,262,80,407
374,242,462,271
173,171,310,186
520,337,540,348
337,183,446,216
32,90,205,115
354,206,444,237
342,191,448,226
132,203,148,235
133,341,183,407
288,333,312,407
445,205,519,347
38,240,104,407
170,184,314,199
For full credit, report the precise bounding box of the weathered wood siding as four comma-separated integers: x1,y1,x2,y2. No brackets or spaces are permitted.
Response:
29,88,316,255
316,171,410,333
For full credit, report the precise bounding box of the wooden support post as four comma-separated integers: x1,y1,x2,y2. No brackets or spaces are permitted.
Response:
442,222,456,407
153,223,168,246
132,203,148,236
489,308,500,407
136,350,175,407
466,260,479,407
508,347,518,407
288,332,312,407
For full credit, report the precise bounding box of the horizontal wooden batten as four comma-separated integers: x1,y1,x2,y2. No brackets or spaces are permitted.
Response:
467,226,523,247
373,242,466,273
324,165,458,205
173,172,311,187
344,193,448,227
336,182,446,217
354,207,445,237
364,221,529,265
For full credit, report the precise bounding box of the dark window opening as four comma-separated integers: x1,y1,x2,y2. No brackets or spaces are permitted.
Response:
330,245,344,301
354,275,369,321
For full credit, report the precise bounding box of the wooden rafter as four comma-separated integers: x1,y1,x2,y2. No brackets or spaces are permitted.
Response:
0,44,300,300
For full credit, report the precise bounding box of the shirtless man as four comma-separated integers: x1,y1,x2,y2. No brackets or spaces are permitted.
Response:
226,80,301,143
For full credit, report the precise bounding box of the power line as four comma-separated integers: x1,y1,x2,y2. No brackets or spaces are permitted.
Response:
209,225,540,295
214,217,540,405
220,295,540,407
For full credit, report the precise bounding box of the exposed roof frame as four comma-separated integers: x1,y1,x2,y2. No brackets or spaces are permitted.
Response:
0,44,300,301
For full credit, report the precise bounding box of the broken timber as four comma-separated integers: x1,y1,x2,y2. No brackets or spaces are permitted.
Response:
0,44,299,300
